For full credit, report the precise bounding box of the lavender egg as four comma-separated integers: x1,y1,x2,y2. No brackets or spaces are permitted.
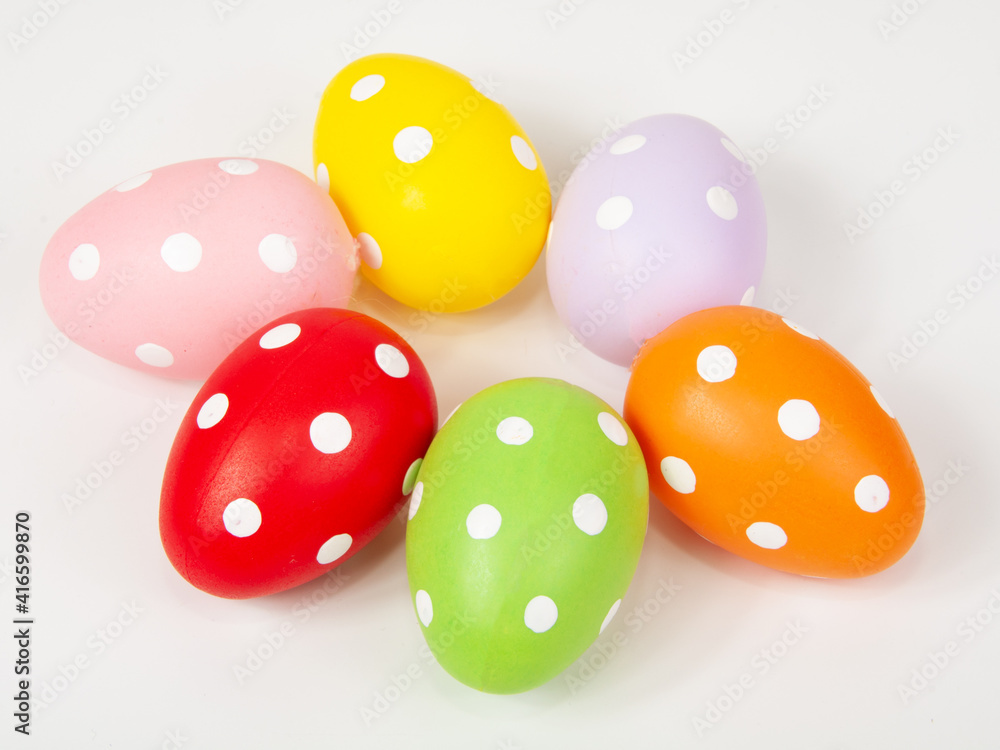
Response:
546,114,767,366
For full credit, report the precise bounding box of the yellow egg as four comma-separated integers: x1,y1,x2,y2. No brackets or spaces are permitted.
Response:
313,53,550,312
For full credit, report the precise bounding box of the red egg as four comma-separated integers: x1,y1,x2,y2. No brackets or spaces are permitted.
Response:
159,308,437,598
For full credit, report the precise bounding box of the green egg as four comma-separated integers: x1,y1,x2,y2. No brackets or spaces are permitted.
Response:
405,377,649,694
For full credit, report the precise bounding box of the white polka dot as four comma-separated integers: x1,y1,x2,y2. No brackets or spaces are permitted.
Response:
315,162,330,192
375,343,409,378
402,459,422,495
778,400,821,441
356,232,382,270
258,233,297,273
697,345,737,383
161,233,202,272
415,589,433,626
661,456,696,494
259,323,300,349
310,412,352,454
223,498,261,538
747,521,787,549
871,385,895,419
68,243,100,280
466,504,502,539
707,186,738,220
596,196,633,230
393,126,434,163
510,135,537,170
219,159,258,175
573,494,607,536
135,343,173,368
855,475,890,513
598,412,628,446
610,134,646,155
721,138,746,162
115,172,151,192
316,533,352,564
407,482,424,520
740,286,756,306
782,318,819,340
600,599,622,635
196,393,229,429
497,416,533,445
524,596,558,633
350,73,385,101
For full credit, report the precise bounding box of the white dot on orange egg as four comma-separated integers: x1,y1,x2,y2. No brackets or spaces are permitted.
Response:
778,399,820,441
661,456,696,494
747,521,787,549
697,345,737,383
855,475,890,513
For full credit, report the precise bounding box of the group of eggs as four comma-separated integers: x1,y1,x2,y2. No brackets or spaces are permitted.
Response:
39,54,925,694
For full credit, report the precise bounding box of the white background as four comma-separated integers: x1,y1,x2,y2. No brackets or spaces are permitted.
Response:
2,0,999,747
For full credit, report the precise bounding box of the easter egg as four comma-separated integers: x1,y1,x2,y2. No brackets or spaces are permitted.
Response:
159,308,436,599
406,378,648,693
623,306,924,578
313,53,550,312
39,158,358,380
546,114,767,366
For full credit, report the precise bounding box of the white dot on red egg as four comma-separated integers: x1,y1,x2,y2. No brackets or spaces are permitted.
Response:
466,504,502,540
310,412,352,454
782,318,819,340
350,73,385,101
600,599,622,635
573,493,608,536
160,232,202,272
706,186,738,220
223,497,262,538
316,533,352,564
740,286,756,306
259,323,301,349
497,416,533,445
258,233,297,273
870,385,896,419
219,159,258,175
510,135,538,170
597,411,628,446
746,521,787,549
356,232,383,270
660,456,696,494
855,474,890,513
596,196,633,230
135,343,174,368
697,345,737,383
778,399,821,441
524,595,558,634
415,589,433,626
375,343,409,378
114,172,152,192
68,243,100,280
315,162,330,192
393,126,434,164
610,134,646,155
196,393,229,429
407,481,424,520
721,137,746,162
402,459,422,495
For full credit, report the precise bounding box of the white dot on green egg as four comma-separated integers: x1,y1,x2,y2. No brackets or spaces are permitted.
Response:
573,493,607,536
316,533,352,564
135,343,174,368
510,135,537,170
610,134,646,155
596,196,633,230
407,482,424,520
497,416,533,445
161,233,202,272
356,232,383,270
466,504,502,540
115,172,152,192
696,345,737,383
740,286,756,306
196,393,229,429
778,399,820,441
375,343,409,378
223,498,261,538
660,456,696,494
402,459,422,495
721,138,746,162
310,412,352,454
599,599,622,635
219,159,258,175
259,323,301,349
68,243,100,281
706,186,738,220
870,385,895,418
855,474,890,513
524,596,558,633
746,521,787,549
415,589,433,627
350,73,385,101
782,318,818,340
393,126,434,164
315,162,330,192
597,411,628,446
258,233,297,273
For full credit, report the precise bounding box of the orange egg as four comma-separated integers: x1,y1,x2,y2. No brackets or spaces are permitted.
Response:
623,306,924,578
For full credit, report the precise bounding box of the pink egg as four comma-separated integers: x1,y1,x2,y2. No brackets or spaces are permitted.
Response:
39,158,359,380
